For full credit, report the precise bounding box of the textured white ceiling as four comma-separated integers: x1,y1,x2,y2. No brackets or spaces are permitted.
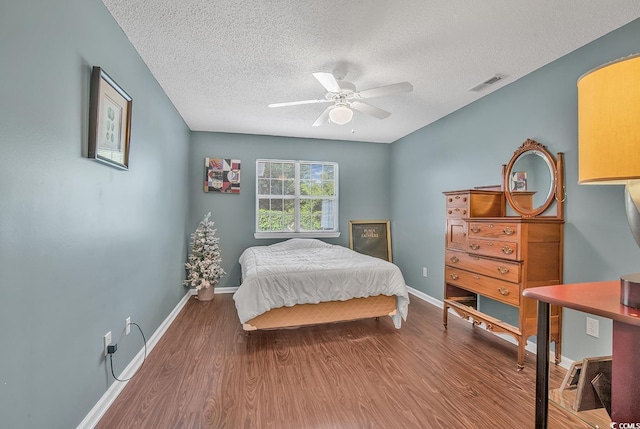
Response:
101,1,640,143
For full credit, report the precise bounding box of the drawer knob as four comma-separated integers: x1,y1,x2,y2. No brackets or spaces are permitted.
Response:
448,210,452,215
462,210,467,215
497,266,510,274
450,273,459,280
488,224,494,228
469,243,480,250
470,226,480,233
502,227,515,236
450,256,460,263
501,246,514,255
448,197,453,202
463,197,467,202
498,287,510,296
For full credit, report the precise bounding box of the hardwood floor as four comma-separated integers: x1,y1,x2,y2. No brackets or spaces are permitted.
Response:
97,294,589,428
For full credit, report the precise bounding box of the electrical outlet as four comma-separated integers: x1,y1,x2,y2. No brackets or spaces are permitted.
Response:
104,331,112,356
125,317,131,335
586,317,599,338
422,267,428,277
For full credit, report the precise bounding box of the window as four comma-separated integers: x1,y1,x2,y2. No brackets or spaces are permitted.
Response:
255,159,339,238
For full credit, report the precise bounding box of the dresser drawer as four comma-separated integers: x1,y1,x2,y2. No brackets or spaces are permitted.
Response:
446,205,469,218
467,238,519,260
467,222,520,242
446,193,469,207
445,250,520,283
446,193,469,218
445,267,520,306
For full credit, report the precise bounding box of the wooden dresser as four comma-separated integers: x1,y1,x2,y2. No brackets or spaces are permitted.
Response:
443,188,563,369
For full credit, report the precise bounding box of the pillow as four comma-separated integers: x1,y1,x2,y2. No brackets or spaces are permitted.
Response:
268,238,332,250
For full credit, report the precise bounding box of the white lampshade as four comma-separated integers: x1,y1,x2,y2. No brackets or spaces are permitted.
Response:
329,105,353,125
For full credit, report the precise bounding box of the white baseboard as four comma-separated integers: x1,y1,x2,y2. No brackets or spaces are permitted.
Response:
215,286,238,294
78,286,239,428
78,290,195,429
406,286,572,369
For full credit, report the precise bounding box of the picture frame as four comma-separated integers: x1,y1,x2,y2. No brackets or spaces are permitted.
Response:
574,355,612,412
510,171,527,191
204,158,241,193
349,220,392,262
88,66,132,170
559,361,582,394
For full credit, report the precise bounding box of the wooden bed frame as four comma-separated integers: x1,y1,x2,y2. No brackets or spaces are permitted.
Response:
242,294,397,331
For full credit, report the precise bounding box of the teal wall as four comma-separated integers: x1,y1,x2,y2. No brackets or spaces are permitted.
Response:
0,0,190,427
390,19,640,361
188,132,391,288
2,0,639,425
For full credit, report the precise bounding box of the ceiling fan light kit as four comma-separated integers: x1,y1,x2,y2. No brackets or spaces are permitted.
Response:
269,71,413,127
329,105,353,125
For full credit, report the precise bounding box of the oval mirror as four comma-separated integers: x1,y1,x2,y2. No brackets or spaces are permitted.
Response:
504,139,558,217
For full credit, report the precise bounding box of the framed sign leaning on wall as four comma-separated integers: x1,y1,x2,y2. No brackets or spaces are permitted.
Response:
349,220,392,262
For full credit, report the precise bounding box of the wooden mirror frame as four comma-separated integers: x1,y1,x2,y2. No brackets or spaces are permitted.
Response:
503,139,565,218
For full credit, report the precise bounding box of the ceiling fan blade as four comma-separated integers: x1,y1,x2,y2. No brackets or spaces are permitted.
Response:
312,72,341,93
356,82,413,99
351,102,391,119
268,98,331,108
312,106,333,127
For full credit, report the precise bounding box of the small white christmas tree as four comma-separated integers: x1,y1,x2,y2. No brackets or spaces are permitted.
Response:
184,212,226,290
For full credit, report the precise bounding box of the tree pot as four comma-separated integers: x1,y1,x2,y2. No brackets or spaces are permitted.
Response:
197,286,215,302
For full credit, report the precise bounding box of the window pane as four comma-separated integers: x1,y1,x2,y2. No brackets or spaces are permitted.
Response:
258,179,269,195
283,179,295,195
324,164,334,180
300,163,311,179
270,179,282,195
283,162,295,179
257,162,268,178
322,180,335,196
271,163,283,178
258,199,271,231
300,179,310,196
283,199,295,231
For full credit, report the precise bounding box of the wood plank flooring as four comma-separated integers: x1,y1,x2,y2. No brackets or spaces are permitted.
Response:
97,294,590,428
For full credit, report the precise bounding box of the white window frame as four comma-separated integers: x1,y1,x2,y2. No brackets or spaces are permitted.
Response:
254,159,340,239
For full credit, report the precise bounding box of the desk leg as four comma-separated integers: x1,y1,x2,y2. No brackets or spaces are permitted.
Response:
612,321,640,423
535,301,550,429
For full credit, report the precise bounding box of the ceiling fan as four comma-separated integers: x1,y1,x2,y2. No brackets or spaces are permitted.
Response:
268,72,413,126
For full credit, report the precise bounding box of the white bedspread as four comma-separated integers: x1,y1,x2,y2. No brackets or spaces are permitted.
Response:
233,239,409,328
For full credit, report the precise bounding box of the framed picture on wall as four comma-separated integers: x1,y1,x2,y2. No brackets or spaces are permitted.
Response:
349,220,392,262
88,66,132,170
204,158,241,193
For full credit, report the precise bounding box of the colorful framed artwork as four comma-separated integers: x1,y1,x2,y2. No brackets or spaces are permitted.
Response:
204,158,241,193
88,66,132,170
349,220,392,262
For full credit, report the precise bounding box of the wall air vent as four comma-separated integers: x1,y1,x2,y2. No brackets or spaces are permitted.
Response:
469,74,506,92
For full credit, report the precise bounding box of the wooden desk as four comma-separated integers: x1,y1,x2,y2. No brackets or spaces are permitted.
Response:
523,281,640,428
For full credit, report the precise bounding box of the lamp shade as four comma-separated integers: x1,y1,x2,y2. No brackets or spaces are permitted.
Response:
329,105,353,125
577,54,640,184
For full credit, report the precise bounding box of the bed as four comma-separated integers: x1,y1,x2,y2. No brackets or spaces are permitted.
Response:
233,238,409,331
